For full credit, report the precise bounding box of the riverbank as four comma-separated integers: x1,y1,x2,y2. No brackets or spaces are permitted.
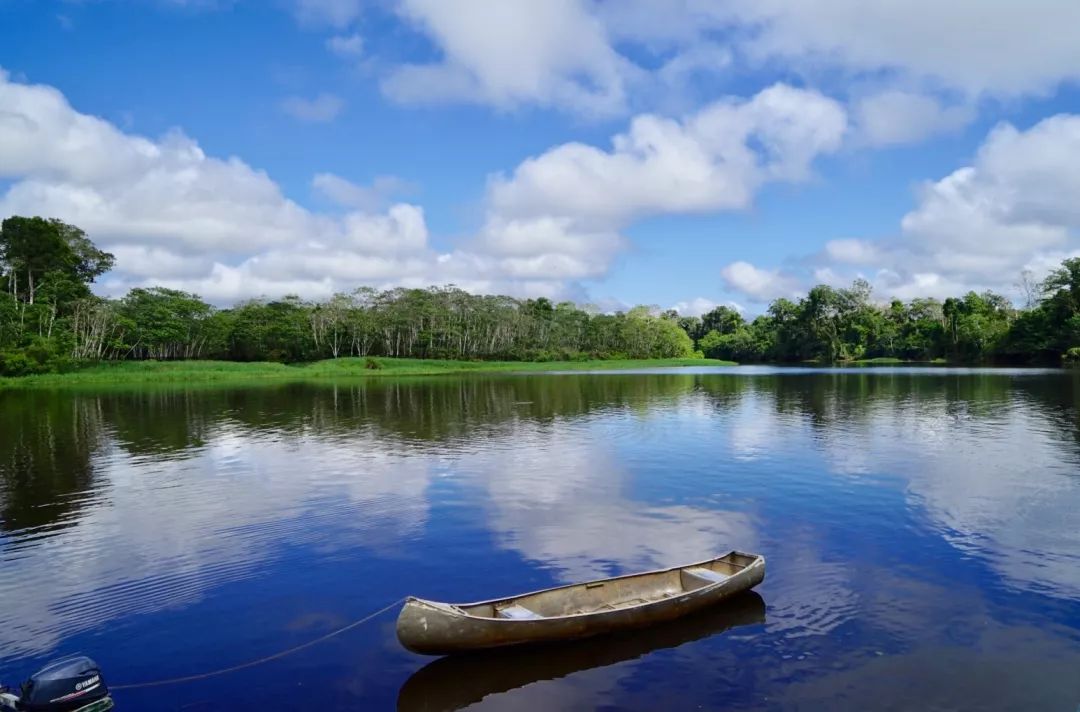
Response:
841,357,950,365
0,357,737,388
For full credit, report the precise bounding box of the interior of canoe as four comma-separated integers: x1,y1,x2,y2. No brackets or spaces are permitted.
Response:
458,552,757,620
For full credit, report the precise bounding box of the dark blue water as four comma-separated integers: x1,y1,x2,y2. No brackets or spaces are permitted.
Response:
1,368,1079,710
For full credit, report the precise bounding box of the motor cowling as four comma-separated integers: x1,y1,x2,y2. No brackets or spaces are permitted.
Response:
17,656,110,712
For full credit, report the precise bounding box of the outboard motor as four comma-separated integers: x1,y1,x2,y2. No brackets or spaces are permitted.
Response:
0,656,112,712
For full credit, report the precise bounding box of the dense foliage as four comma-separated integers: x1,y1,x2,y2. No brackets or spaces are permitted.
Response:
683,269,1080,365
1,217,696,374
3,215,1079,375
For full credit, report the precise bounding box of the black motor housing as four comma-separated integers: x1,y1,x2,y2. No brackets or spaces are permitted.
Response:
18,656,109,712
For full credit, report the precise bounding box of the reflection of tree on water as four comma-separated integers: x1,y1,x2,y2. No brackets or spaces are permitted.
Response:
97,389,218,455
0,391,106,537
396,592,765,712
695,370,1079,447
1011,371,1080,450
304,375,701,445
97,374,703,450
4,371,1077,541
0,376,701,539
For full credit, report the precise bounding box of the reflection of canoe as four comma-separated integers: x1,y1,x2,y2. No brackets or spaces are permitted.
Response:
397,591,766,712
396,551,765,655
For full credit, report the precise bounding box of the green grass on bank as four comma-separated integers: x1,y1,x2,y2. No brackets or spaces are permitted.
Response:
0,356,738,388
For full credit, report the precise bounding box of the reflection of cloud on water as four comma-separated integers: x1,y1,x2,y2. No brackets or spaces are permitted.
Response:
870,403,1080,600
491,500,755,584
726,390,782,462
0,425,435,660
458,399,861,650
465,422,758,583
906,424,1080,599
787,388,1080,600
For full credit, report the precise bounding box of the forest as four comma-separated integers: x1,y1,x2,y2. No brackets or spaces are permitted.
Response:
1,215,1079,375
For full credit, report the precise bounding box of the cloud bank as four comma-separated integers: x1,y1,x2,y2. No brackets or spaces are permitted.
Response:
344,0,1080,117
722,114,1080,303
0,70,847,304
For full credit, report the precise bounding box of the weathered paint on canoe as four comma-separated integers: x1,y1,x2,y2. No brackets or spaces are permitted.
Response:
396,551,765,655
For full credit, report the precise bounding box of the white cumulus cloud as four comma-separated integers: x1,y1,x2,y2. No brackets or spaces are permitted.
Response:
730,0,1080,98
479,83,846,280
854,91,974,147
353,0,1080,119
0,70,660,303
382,0,632,117
722,114,1080,302
897,116,1080,276
600,1,1080,99
489,84,846,223
670,297,744,317
720,261,800,302
0,69,445,302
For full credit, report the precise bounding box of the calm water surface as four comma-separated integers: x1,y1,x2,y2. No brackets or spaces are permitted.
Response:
1,368,1079,710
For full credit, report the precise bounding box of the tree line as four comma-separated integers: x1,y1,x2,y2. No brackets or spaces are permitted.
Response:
2,216,1078,375
0,217,695,374
679,269,1080,366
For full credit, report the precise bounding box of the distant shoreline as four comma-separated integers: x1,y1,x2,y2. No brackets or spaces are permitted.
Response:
0,357,738,388
3,356,1068,389
837,357,950,365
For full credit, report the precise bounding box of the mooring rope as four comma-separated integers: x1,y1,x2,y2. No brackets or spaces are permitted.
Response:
110,597,405,691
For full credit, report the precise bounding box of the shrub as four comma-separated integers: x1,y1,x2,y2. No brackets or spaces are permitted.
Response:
0,350,38,376
0,338,76,376
1064,347,1080,366
364,357,382,370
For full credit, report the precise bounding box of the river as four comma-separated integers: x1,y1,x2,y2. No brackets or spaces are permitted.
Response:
1,367,1079,710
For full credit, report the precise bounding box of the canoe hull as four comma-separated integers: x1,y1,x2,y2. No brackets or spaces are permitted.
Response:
397,552,765,655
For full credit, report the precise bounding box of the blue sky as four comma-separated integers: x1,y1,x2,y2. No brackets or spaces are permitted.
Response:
1,0,1079,312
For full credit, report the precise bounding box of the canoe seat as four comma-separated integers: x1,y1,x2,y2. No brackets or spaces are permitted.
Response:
683,567,730,587
497,604,542,620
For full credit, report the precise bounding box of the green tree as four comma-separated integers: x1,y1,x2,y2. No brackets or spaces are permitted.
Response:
941,291,1013,361
228,297,313,362
1037,258,1080,354
698,330,724,357
799,285,845,361
700,306,744,336
0,217,113,306
120,288,220,360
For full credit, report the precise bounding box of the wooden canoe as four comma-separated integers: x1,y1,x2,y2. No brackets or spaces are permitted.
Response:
397,592,765,711
396,551,765,655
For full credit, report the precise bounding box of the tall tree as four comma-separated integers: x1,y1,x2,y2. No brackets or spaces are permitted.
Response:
0,217,114,306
